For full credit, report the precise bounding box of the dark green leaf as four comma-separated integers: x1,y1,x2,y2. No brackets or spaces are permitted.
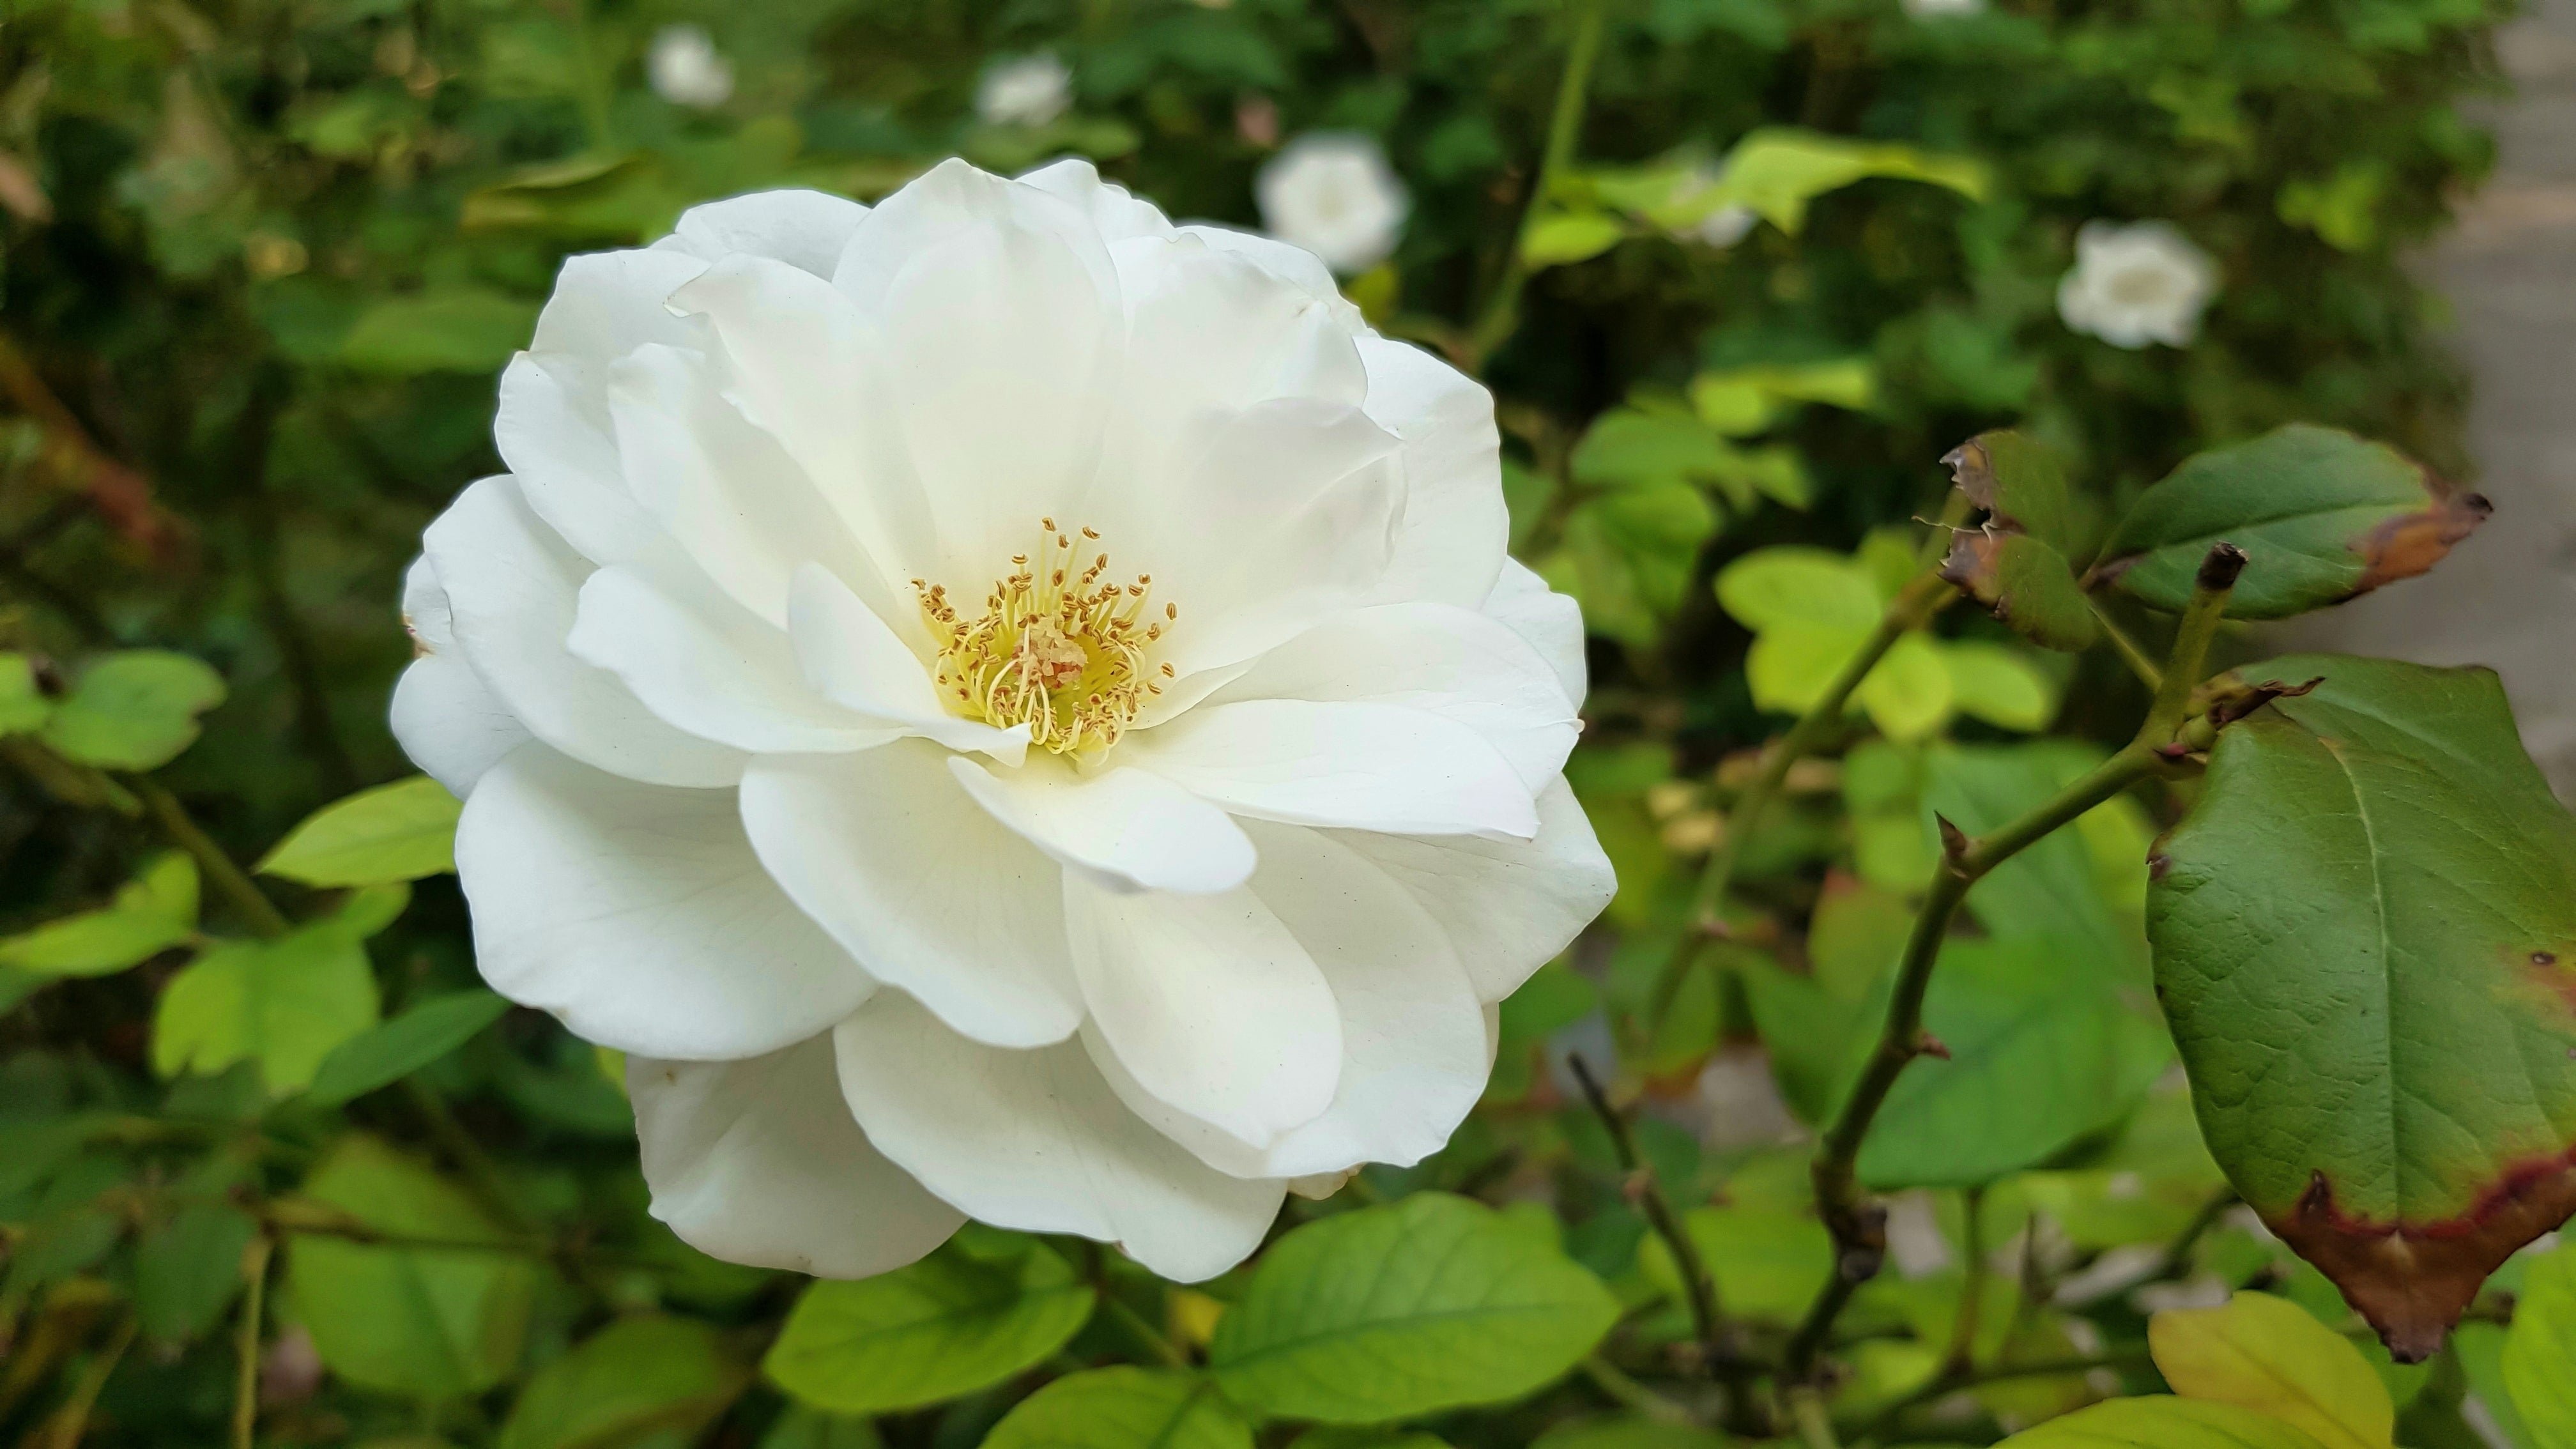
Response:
1208,1192,1619,1423
134,1202,256,1344
496,1314,744,1449
763,1238,1094,1416
979,1368,1251,1449
2150,655,2576,1360
758,1406,884,1449
2090,426,2488,620
259,776,462,887
340,288,539,374
1940,433,2097,651
0,653,49,735
38,650,226,769
306,990,511,1107
285,1135,537,1398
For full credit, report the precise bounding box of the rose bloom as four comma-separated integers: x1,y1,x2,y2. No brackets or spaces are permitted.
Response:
2056,219,2218,349
1255,133,1411,275
393,159,1614,1282
974,53,1073,129
647,25,733,111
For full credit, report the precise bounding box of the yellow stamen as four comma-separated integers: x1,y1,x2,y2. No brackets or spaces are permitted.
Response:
913,519,1171,755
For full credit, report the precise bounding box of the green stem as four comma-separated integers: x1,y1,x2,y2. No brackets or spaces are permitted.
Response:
1568,1055,1733,1370
126,774,289,939
44,1312,135,1449
1786,542,2248,1384
1857,1349,2154,1436
1098,1290,1188,1368
1941,1186,1987,1377
2085,594,2163,693
1462,0,1606,369
1582,1356,1696,1424
404,1080,532,1233
1787,1385,1840,1449
1650,565,1956,1018
232,1237,271,1449
2151,1188,2240,1283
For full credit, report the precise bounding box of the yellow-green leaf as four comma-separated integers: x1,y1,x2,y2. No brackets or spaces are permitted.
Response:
2504,1246,2576,1449
1996,1396,2333,1449
1521,210,1627,266
259,776,461,886
0,653,49,735
2149,1291,2394,1449
0,852,198,977
38,650,226,770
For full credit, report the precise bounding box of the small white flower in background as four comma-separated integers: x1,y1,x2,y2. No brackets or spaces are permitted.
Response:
1256,132,1411,275
1903,0,1988,17
2057,219,2218,349
976,53,1073,128
1659,162,1756,249
647,26,733,110
393,159,1613,1282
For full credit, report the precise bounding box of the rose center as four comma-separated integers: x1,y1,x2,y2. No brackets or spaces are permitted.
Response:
912,518,1177,756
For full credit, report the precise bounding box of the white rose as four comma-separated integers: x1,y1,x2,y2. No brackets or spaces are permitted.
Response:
1902,0,1988,18
1255,132,1411,275
2056,219,2218,349
975,54,1073,128
648,26,733,111
393,160,1614,1282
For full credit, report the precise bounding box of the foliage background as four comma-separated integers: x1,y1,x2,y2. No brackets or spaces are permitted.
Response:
0,0,2556,1445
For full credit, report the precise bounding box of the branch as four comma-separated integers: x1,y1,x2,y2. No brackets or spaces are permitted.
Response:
1568,1054,1735,1371
1651,562,1961,1018
232,1236,272,1449
1461,0,1606,369
1786,542,2248,1381
125,773,290,939
1857,1348,2156,1435
0,331,178,560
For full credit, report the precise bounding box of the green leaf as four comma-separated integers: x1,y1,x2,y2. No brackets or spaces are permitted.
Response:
306,990,512,1107
38,650,226,769
496,1315,744,1449
1638,1205,1830,1321
1570,410,1735,491
1712,128,1988,233
979,1368,1251,1449
134,1201,256,1344
2149,1291,2395,1449
1532,1418,1726,1449
1942,641,2058,732
1995,1396,2332,1449
758,1406,884,1449
1208,1192,1619,1422
1939,433,2097,652
2504,1247,2576,1448
2090,425,2487,620
1926,742,2139,965
763,1238,1095,1416
1521,209,1628,266
0,852,197,977
2150,655,2576,1360
1857,935,2170,1190
1745,621,1874,716
1853,630,1954,742
153,887,401,1093
341,287,540,374
1715,548,1883,633
287,1135,537,1399
0,653,50,735
259,776,462,887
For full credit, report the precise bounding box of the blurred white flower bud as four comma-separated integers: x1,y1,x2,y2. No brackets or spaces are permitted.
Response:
977,53,1073,128
2057,219,2218,349
648,25,733,110
1903,0,1989,17
1255,132,1411,275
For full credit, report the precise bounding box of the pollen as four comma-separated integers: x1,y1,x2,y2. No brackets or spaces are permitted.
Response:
914,519,1173,755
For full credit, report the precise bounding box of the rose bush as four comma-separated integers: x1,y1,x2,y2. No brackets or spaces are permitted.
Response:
394,158,1613,1282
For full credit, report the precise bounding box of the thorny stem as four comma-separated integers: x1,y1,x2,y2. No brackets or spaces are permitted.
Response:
233,1237,272,1449
126,774,290,939
1568,1054,1732,1371
1462,0,1606,369
1650,563,1959,1018
1786,541,2248,1383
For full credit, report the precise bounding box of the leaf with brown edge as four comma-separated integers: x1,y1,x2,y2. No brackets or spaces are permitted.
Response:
2088,425,2489,620
1939,432,2099,652
2149,654,2576,1363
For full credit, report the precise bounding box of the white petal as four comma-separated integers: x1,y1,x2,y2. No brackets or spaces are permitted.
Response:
454,743,874,1059
1203,602,1577,794
834,160,1120,578
567,565,894,755
1015,158,1176,243
1089,821,1485,1179
1328,777,1614,1001
1061,872,1341,1149
1360,335,1508,610
666,256,937,599
425,477,742,788
834,993,1285,1282
392,556,531,798
786,564,1031,763
630,1035,961,1278
1482,556,1588,707
947,754,1254,895
1146,399,1404,675
659,190,871,276
739,744,1084,1050
1128,698,1536,838
605,342,878,627
1174,222,1367,332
